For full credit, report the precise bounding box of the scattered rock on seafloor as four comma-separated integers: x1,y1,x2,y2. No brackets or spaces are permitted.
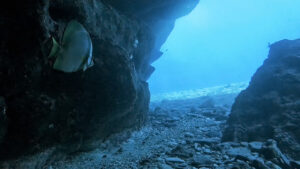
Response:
2,93,299,168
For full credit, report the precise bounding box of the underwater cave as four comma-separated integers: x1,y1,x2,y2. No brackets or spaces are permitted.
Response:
150,0,300,95
1,0,300,168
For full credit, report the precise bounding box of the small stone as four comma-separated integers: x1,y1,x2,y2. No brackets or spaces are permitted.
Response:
227,147,252,157
153,120,162,124
184,132,194,138
168,141,178,148
203,148,212,154
165,157,185,163
166,117,179,123
240,142,248,147
157,157,164,163
167,145,193,158
185,139,192,144
249,141,263,151
192,154,214,167
223,155,229,160
159,164,173,169
194,143,201,151
266,161,281,169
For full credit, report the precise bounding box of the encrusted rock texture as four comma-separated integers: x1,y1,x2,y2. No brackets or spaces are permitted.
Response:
223,39,300,160
0,0,199,159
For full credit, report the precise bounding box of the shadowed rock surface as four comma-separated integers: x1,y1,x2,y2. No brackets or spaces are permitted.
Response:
223,39,300,160
0,0,199,159
0,97,6,144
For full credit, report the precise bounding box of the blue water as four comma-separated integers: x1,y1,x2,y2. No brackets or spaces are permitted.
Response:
149,0,300,94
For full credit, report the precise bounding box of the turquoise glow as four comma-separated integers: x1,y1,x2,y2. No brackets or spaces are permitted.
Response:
149,0,300,94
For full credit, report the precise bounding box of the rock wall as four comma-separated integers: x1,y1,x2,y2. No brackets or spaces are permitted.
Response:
0,0,199,159
0,97,6,144
223,39,300,160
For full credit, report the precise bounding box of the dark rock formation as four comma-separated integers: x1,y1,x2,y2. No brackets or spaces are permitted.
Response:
223,39,300,160
105,0,199,58
0,97,7,144
0,0,199,159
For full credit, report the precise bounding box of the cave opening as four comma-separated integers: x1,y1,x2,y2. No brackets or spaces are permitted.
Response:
3,0,300,167
149,0,300,100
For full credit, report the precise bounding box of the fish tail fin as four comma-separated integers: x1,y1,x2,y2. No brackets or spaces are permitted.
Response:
82,60,94,72
88,60,94,68
48,37,60,58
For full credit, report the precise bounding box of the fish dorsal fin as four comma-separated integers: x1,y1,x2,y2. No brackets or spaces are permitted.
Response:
48,37,60,58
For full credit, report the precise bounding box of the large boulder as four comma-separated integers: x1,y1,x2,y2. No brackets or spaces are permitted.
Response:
223,39,300,160
0,0,199,159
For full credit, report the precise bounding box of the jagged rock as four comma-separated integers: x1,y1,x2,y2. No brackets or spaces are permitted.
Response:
0,0,199,159
251,158,271,169
223,39,300,160
260,139,290,168
191,154,214,167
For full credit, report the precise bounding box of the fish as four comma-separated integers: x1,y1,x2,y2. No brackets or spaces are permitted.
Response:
48,20,94,73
